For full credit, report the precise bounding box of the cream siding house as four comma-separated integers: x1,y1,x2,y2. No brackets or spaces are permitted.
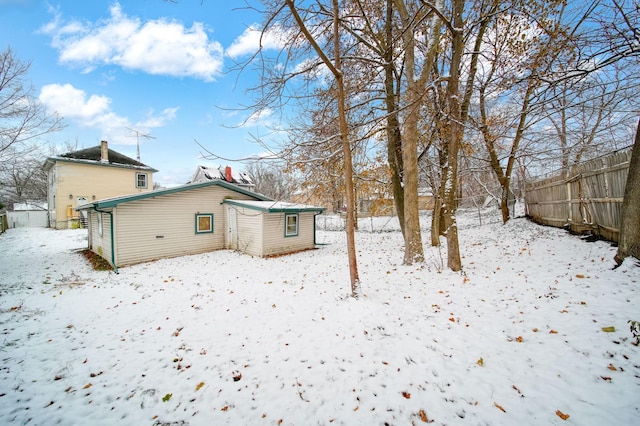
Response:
43,141,157,229
77,180,324,269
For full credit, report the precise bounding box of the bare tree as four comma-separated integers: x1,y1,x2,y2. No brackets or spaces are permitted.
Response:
244,161,297,200
283,0,361,296
0,47,64,208
549,0,640,263
0,47,63,161
470,0,571,224
393,0,442,265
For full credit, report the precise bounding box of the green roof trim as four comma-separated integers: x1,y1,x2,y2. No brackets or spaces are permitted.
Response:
76,180,272,210
223,199,325,213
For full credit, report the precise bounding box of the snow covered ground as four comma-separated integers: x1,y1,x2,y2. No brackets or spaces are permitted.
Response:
1,209,638,426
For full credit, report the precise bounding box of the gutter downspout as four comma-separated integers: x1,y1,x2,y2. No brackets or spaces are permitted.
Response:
93,207,118,274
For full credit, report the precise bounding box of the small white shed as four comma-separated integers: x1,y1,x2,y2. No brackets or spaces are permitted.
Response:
223,199,325,257
76,180,324,269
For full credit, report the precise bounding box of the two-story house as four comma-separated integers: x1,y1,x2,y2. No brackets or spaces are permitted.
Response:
43,140,158,229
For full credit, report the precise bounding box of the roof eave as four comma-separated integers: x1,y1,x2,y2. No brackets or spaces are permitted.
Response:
77,179,271,210
223,199,325,213
44,156,159,173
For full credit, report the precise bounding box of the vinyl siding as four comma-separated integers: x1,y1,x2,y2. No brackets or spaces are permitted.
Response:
262,212,316,256
233,207,263,256
87,210,113,266
114,186,255,266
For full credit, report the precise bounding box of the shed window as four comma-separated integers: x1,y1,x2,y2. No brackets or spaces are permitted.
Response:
285,213,299,237
195,213,214,234
97,212,103,236
136,172,148,189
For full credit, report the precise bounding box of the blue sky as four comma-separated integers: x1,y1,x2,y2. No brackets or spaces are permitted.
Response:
1,0,283,186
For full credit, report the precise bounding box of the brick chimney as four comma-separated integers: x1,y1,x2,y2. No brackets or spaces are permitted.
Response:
100,140,109,163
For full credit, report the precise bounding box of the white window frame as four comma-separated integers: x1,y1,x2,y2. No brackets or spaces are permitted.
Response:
97,212,103,236
285,213,299,237
135,172,148,189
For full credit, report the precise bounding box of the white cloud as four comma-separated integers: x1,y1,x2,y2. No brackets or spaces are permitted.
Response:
41,2,224,81
39,83,177,145
137,107,179,129
39,83,112,123
226,24,289,59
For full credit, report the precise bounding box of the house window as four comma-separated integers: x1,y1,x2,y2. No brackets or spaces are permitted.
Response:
97,212,103,236
136,172,148,189
285,213,299,237
195,213,214,234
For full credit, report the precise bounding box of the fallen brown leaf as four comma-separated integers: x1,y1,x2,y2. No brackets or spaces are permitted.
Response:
512,384,523,396
556,410,570,420
494,402,506,412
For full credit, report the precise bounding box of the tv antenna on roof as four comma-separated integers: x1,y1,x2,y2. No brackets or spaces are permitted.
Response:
126,127,156,162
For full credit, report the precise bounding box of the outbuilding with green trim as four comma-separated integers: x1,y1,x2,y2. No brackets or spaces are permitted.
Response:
223,199,325,257
75,180,324,269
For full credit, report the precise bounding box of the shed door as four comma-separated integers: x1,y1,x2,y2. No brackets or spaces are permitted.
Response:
227,206,238,250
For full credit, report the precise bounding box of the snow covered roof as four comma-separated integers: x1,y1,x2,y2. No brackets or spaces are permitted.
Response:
223,199,324,213
191,165,253,186
43,144,158,172
13,201,47,211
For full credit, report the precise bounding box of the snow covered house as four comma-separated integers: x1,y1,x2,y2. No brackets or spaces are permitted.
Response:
190,165,254,191
76,180,324,269
43,141,158,229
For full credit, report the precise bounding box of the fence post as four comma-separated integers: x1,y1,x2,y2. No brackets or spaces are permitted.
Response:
566,172,572,224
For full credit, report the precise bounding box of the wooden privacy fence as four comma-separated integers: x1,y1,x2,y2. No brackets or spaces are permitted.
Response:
524,148,631,242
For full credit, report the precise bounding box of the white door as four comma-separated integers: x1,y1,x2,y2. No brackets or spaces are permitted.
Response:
227,206,238,250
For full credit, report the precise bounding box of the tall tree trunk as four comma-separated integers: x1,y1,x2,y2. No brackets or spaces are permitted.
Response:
480,77,534,224
615,117,640,265
441,0,465,272
332,0,360,295
286,0,361,296
394,0,425,265
384,0,405,239
432,145,448,246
